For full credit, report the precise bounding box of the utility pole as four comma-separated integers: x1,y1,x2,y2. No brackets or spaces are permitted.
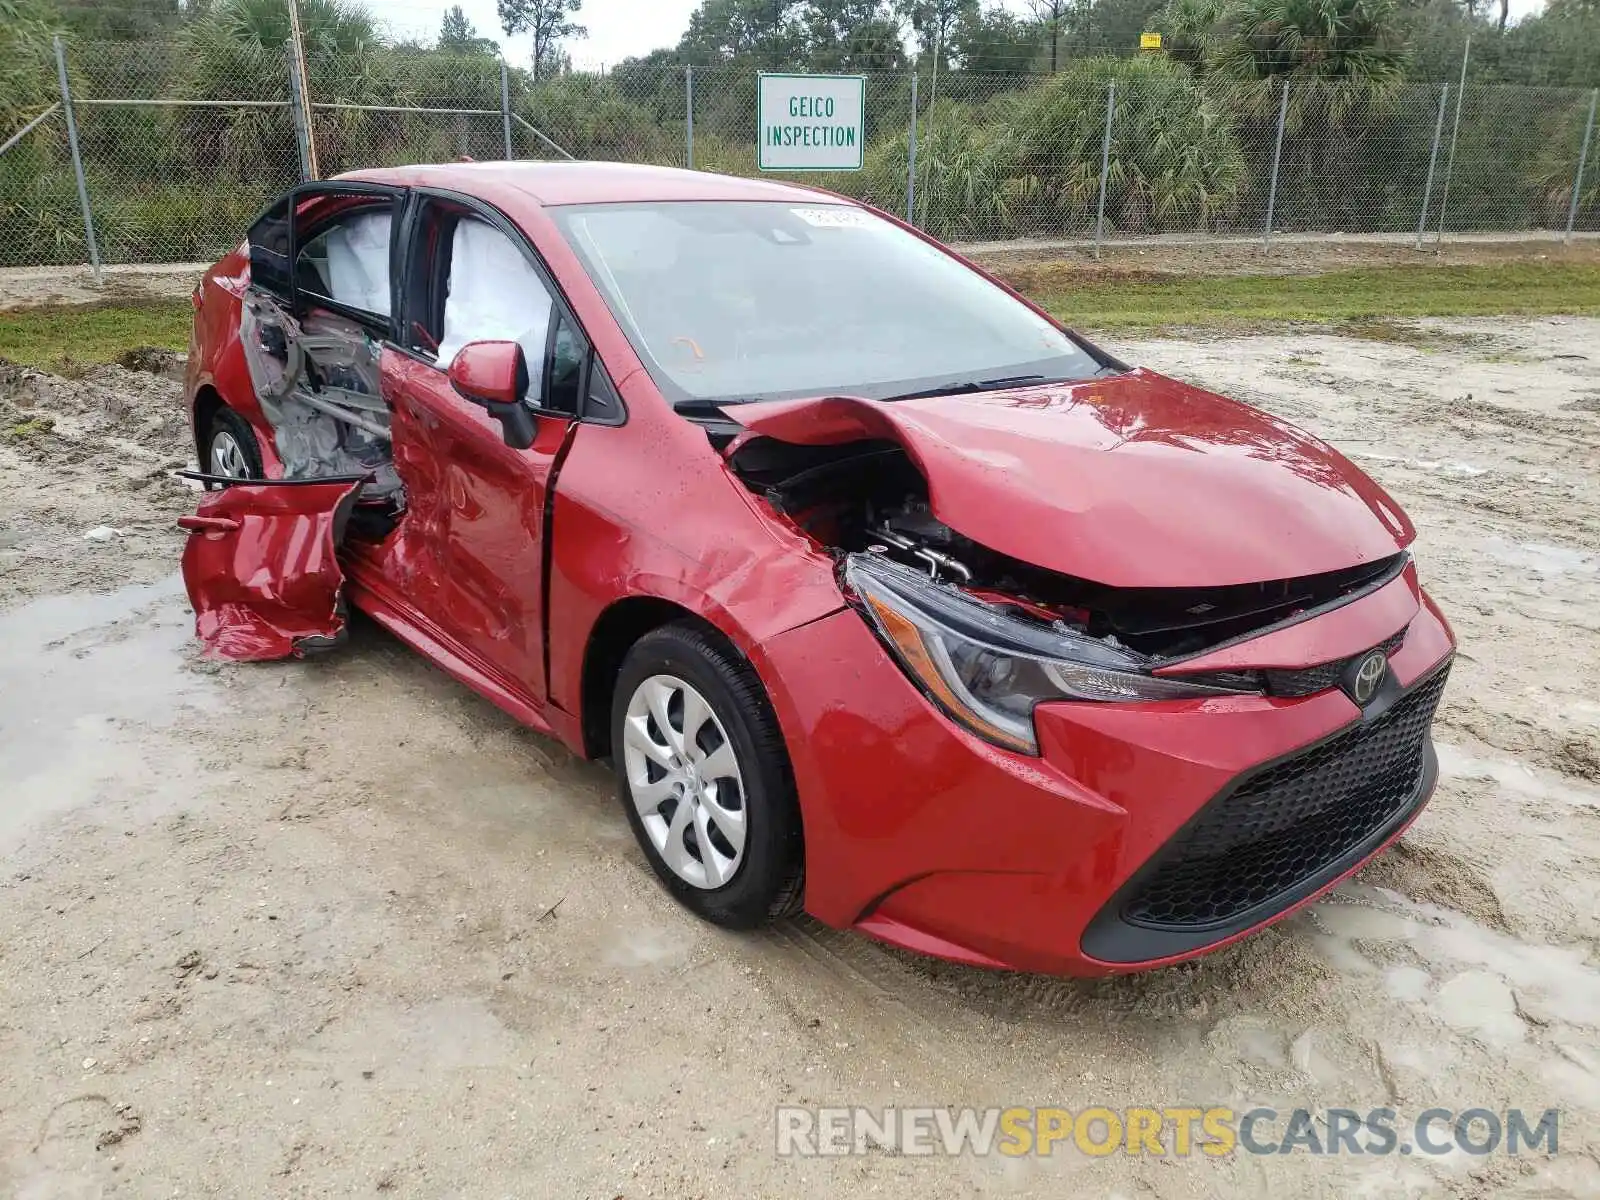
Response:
286,0,319,179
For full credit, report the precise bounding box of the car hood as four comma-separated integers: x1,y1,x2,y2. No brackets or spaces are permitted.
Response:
731,368,1414,589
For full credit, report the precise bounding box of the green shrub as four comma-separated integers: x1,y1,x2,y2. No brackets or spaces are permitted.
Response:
519,74,679,164
1013,57,1247,233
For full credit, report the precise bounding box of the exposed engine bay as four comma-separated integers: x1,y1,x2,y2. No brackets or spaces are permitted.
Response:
727,435,1406,665
240,295,403,501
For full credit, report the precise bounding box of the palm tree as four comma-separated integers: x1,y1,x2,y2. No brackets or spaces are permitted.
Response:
1205,0,1410,120
1013,56,1248,234
1159,0,1412,233
180,0,383,178
1157,0,1231,69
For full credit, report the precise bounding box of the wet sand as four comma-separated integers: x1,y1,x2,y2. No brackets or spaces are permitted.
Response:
1,318,1598,1197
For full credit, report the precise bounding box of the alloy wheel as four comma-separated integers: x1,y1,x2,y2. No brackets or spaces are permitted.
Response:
622,673,748,889
209,429,249,479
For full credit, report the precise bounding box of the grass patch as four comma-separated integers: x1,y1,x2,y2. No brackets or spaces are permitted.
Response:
1335,320,1479,350
0,260,1597,374
0,300,190,372
2,415,57,441
1036,262,1600,332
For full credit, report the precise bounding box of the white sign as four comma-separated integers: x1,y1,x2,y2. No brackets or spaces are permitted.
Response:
757,73,866,173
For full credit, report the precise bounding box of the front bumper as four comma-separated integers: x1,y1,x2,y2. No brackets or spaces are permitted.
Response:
754,584,1456,977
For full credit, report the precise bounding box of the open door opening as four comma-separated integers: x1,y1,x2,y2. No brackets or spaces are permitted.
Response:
239,188,406,524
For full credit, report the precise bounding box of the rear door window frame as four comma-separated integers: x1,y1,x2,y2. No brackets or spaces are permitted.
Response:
246,181,408,342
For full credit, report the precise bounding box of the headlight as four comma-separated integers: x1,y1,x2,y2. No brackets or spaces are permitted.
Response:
845,554,1259,754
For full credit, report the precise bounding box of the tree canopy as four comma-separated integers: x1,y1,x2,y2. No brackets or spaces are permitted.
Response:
439,5,499,56
497,0,585,78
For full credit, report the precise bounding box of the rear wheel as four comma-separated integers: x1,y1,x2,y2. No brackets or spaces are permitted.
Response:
203,407,263,482
611,624,804,928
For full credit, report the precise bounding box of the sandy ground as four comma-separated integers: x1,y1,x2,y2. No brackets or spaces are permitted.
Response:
1,317,1598,1198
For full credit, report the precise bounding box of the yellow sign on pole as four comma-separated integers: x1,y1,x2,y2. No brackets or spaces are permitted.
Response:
1140,32,1163,50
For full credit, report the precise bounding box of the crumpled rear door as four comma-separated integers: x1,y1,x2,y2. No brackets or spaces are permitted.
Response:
178,473,367,661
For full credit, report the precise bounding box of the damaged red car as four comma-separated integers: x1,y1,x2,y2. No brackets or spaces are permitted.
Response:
180,163,1454,975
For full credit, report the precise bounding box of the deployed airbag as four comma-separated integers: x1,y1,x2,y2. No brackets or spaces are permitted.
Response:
178,475,366,661
434,217,552,368
322,210,392,314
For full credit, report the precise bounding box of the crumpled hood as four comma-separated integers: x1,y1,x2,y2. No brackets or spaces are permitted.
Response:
732,368,1414,589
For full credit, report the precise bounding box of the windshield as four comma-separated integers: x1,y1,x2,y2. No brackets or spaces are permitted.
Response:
548,201,1106,406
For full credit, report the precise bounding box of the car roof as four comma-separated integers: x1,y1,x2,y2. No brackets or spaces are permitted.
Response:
339,161,850,208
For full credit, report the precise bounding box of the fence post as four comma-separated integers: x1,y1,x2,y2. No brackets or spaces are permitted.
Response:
500,60,514,160
286,47,313,182
905,69,919,225
686,65,695,170
1094,80,1115,260
1565,89,1598,245
1416,83,1449,251
1435,34,1470,250
52,37,101,283
1263,78,1290,246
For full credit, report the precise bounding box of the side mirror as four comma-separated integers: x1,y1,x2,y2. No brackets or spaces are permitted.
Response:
448,340,535,449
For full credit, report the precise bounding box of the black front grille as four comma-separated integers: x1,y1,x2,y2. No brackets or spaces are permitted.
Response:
1260,628,1408,698
1119,665,1450,931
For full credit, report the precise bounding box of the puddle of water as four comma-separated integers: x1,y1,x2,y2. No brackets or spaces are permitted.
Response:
1478,536,1597,577
306,997,523,1079
602,926,695,968
1432,969,1525,1045
1313,885,1600,1033
1558,699,1600,729
0,576,212,846
1382,965,1432,1002
1351,451,1489,478
1436,743,1600,810
1424,920,1600,1029
1311,896,1421,942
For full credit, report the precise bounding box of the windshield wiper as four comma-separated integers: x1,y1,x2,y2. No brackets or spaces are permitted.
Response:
880,374,1057,402
672,398,739,416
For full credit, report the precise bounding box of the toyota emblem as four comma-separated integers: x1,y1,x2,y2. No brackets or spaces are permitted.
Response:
1352,651,1387,705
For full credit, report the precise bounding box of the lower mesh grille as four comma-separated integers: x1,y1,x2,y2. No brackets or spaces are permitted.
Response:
1121,665,1451,930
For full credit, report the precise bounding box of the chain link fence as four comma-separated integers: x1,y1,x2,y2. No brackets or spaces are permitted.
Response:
3,39,1597,272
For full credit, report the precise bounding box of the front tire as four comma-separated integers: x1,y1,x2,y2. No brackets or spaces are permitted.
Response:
611,624,804,928
203,406,264,482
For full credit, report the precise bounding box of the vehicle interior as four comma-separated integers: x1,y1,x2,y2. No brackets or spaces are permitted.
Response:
237,188,621,537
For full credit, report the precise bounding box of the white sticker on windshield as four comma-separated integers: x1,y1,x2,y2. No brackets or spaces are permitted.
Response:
791,206,874,229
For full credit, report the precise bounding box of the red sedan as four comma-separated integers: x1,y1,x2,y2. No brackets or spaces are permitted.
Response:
179,162,1454,976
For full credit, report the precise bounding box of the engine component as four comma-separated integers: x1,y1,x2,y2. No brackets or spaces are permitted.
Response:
727,433,1406,662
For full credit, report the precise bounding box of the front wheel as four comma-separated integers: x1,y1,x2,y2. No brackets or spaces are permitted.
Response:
611,624,804,928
